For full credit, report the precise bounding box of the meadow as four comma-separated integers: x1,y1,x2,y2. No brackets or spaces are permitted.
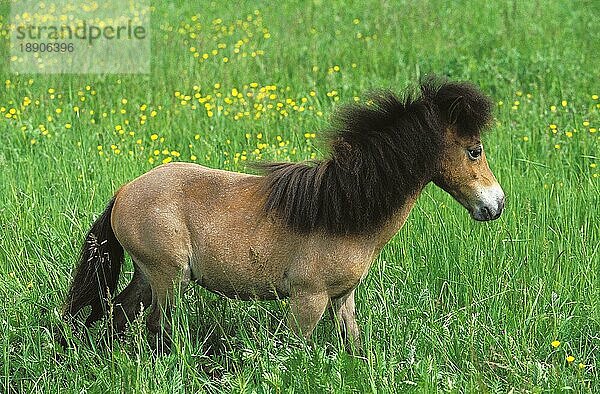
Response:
1,0,599,392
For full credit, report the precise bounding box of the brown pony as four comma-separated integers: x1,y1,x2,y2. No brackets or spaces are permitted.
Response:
62,79,504,352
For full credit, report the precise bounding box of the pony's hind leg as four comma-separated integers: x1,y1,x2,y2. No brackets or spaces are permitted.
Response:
145,262,192,353
330,289,361,353
111,262,152,335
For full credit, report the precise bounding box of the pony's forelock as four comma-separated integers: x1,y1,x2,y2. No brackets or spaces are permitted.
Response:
421,78,493,136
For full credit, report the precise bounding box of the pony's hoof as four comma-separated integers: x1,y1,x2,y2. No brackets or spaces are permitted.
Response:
148,332,172,355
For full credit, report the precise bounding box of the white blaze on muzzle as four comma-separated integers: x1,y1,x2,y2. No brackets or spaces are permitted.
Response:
471,182,505,221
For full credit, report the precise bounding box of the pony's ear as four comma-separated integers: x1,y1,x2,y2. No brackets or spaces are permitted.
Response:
422,80,493,135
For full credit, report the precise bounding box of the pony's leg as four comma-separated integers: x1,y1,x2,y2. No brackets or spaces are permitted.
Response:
288,290,329,340
330,289,361,353
111,263,152,335
145,262,191,353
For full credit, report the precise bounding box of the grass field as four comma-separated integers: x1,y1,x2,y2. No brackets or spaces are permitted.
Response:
1,0,599,392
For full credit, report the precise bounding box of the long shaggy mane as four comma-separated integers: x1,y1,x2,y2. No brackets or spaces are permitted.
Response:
258,78,493,234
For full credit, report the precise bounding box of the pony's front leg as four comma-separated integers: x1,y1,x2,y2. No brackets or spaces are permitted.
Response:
330,289,361,353
288,290,329,340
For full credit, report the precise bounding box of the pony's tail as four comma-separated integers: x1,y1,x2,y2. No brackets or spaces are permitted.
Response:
63,197,124,327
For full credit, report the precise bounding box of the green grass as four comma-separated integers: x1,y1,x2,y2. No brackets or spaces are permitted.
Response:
1,0,599,392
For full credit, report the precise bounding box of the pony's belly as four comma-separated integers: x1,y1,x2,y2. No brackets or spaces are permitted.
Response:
190,257,290,301
198,280,287,301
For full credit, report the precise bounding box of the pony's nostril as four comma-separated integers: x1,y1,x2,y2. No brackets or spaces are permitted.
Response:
481,206,491,220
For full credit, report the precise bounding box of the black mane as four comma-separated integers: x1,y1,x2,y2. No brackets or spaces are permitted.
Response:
258,79,493,234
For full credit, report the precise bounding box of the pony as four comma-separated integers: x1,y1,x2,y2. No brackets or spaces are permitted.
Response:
62,79,505,352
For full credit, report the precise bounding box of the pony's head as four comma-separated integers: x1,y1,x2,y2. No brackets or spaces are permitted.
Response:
424,81,505,221
259,78,505,235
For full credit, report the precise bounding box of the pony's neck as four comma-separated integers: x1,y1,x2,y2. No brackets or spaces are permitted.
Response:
371,178,429,251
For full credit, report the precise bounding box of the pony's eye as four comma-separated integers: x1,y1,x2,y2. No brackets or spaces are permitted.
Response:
467,146,482,160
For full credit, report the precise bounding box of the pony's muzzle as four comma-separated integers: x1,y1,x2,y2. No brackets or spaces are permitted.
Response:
471,184,505,221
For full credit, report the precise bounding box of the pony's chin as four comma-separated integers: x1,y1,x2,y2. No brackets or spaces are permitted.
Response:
469,206,502,221
471,211,491,221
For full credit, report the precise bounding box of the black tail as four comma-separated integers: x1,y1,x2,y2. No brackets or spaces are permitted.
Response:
63,197,124,326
